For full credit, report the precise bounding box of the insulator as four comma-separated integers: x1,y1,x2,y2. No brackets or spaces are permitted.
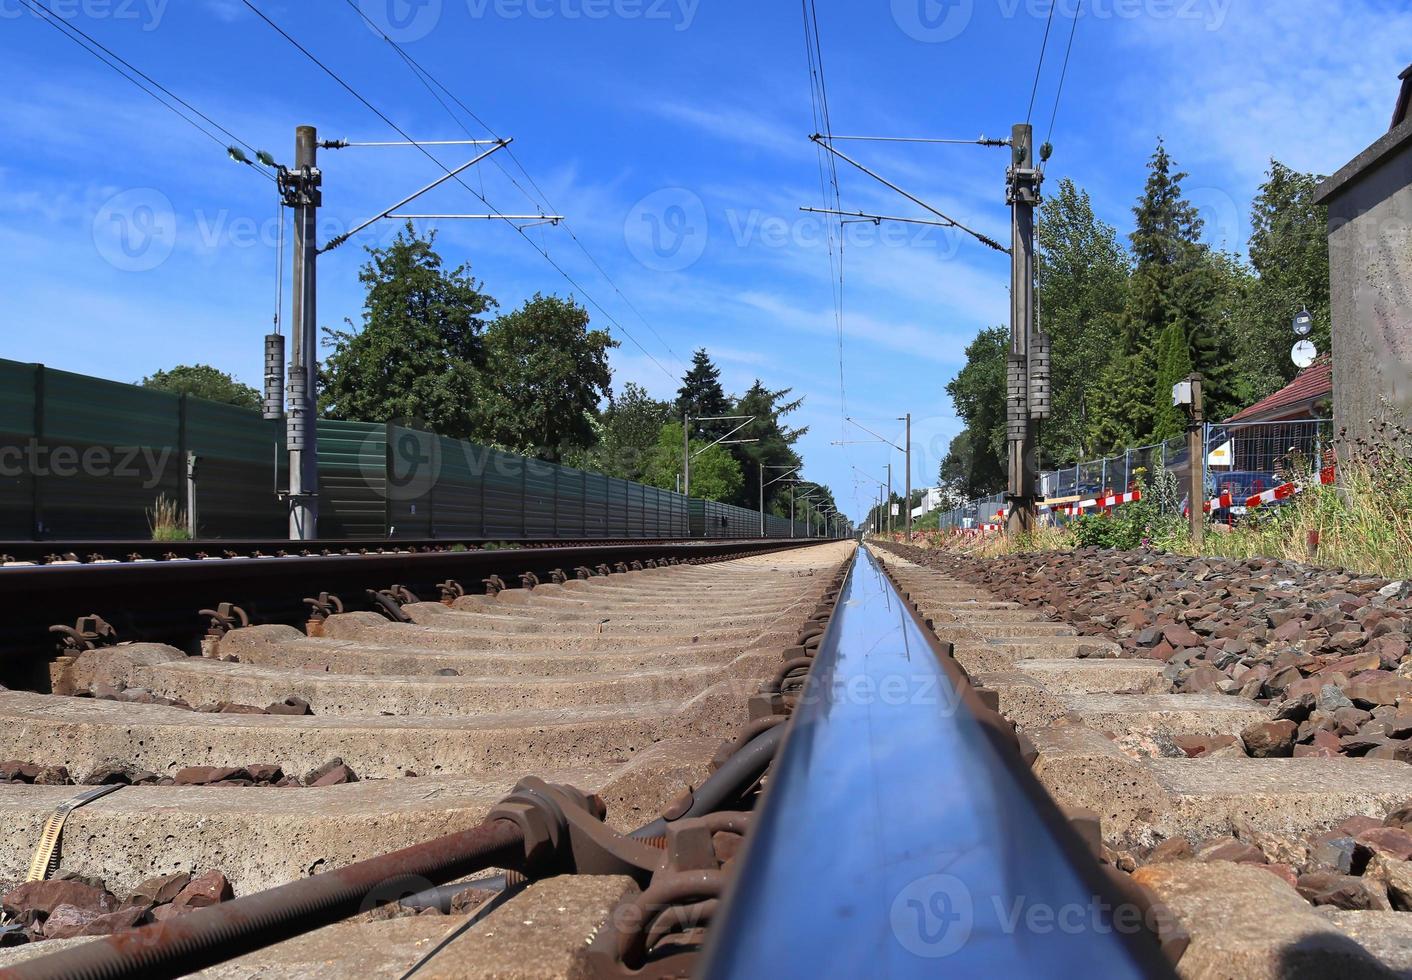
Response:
1006,354,1029,439
286,370,308,451
263,333,286,421
1029,332,1052,421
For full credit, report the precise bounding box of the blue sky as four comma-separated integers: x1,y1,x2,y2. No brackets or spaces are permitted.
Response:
2,0,1407,522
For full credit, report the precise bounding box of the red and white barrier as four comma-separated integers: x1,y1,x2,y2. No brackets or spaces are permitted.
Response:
1241,465,1337,511
1203,491,1233,514
1058,489,1141,517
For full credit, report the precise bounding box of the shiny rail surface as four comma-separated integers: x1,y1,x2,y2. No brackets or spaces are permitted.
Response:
701,545,1170,977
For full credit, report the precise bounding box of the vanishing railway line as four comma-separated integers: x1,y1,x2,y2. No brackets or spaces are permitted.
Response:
0,537,1410,976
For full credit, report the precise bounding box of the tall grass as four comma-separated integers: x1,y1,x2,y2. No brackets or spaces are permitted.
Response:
146,495,191,542
1197,435,1412,578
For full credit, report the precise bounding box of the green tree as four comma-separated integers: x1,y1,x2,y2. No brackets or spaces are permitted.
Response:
1037,178,1131,462
474,294,616,461
1150,322,1195,441
1104,140,1237,443
140,364,260,410
730,380,807,513
568,382,672,480
1087,350,1154,452
320,224,495,438
674,349,731,433
941,327,1009,497
646,421,741,501
1235,160,1331,402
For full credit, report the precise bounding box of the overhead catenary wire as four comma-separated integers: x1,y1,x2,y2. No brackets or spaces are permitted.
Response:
239,0,680,384
339,0,689,377
1024,0,1059,126
19,0,275,181
801,0,849,450
820,135,1011,147
1043,0,1083,157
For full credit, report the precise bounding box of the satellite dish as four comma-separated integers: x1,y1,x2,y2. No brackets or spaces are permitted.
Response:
1292,340,1318,369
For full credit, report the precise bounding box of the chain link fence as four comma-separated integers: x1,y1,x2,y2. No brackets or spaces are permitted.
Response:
929,419,1334,530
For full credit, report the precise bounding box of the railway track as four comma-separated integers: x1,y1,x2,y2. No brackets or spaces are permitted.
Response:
0,540,852,976
4,537,1406,977
0,539,815,687
0,537,823,567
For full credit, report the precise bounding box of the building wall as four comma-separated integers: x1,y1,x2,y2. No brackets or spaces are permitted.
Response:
1324,136,1412,443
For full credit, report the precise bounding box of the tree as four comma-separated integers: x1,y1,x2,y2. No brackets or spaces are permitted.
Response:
941,327,1010,497
1150,322,1195,441
1101,140,1237,444
474,294,616,461
320,223,495,439
568,382,671,481
1037,178,1131,462
141,364,261,410
674,349,731,431
1234,160,1331,402
938,429,1003,503
730,380,807,512
645,421,741,502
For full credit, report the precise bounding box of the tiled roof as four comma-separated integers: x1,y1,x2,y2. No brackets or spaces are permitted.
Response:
1227,359,1332,423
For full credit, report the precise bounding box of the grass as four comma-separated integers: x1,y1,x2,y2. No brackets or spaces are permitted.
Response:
1195,452,1412,579
901,422,1412,579
146,495,191,542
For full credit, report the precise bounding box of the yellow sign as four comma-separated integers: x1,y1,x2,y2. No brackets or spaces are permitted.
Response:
1208,439,1233,467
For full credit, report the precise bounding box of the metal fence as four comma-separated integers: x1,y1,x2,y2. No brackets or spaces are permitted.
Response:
931,419,1335,529
0,359,834,541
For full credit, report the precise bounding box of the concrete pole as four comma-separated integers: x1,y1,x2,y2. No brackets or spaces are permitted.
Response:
1188,373,1205,548
185,452,198,539
904,413,912,539
287,125,321,540
886,462,893,536
1006,122,1041,535
789,485,794,538
682,413,690,502
758,461,765,537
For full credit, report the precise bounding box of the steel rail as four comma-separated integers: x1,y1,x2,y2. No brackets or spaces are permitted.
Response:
0,540,817,684
0,535,832,566
699,546,1174,977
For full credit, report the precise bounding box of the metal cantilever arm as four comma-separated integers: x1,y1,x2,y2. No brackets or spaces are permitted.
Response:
320,139,512,252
